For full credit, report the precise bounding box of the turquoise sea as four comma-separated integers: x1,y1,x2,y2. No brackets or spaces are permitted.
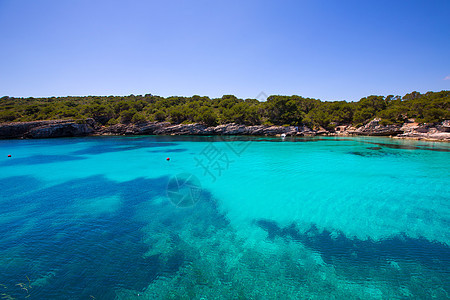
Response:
0,136,449,299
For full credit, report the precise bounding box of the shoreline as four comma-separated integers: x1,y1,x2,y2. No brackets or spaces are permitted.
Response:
1,119,449,142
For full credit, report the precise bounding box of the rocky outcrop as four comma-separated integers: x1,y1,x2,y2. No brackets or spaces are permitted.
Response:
0,121,45,139
0,119,96,139
333,125,357,135
395,120,450,141
353,118,403,136
98,122,310,136
438,120,450,132
0,120,319,138
156,123,214,135
1,118,449,141
99,122,209,135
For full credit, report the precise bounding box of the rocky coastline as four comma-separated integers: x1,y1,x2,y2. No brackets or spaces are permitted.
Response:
0,118,449,141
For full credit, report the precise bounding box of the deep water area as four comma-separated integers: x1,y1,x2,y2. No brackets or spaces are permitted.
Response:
0,136,449,299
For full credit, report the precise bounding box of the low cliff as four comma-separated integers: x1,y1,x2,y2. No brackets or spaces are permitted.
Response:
395,120,450,141
330,119,449,141
98,122,314,136
0,120,312,139
0,119,96,139
0,119,449,141
352,118,404,136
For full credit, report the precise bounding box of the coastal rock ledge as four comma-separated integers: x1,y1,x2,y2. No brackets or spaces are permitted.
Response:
98,122,307,136
0,119,96,139
0,119,449,141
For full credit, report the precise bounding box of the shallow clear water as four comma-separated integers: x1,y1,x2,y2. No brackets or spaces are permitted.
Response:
0,136,449,299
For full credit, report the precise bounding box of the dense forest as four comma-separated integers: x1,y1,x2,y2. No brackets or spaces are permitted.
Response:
0,91,449,130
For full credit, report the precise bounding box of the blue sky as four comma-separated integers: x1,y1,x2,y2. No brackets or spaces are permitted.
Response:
0,0,449,101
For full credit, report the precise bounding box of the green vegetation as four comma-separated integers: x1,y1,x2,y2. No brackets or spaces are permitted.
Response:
0,91,449,127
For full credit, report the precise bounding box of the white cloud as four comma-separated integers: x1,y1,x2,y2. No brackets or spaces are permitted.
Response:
444,75,450,80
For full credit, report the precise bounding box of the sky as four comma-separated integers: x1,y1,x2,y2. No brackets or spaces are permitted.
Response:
0,0,449,102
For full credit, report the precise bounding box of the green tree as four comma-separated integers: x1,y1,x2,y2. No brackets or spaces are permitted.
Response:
120,109,138,124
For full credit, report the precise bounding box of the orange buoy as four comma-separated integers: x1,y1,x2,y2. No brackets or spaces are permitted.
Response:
166,157,170,161
7,154,11,157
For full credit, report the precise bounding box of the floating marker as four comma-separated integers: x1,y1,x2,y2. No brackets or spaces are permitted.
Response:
166,157,170,161
7,154,11,157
